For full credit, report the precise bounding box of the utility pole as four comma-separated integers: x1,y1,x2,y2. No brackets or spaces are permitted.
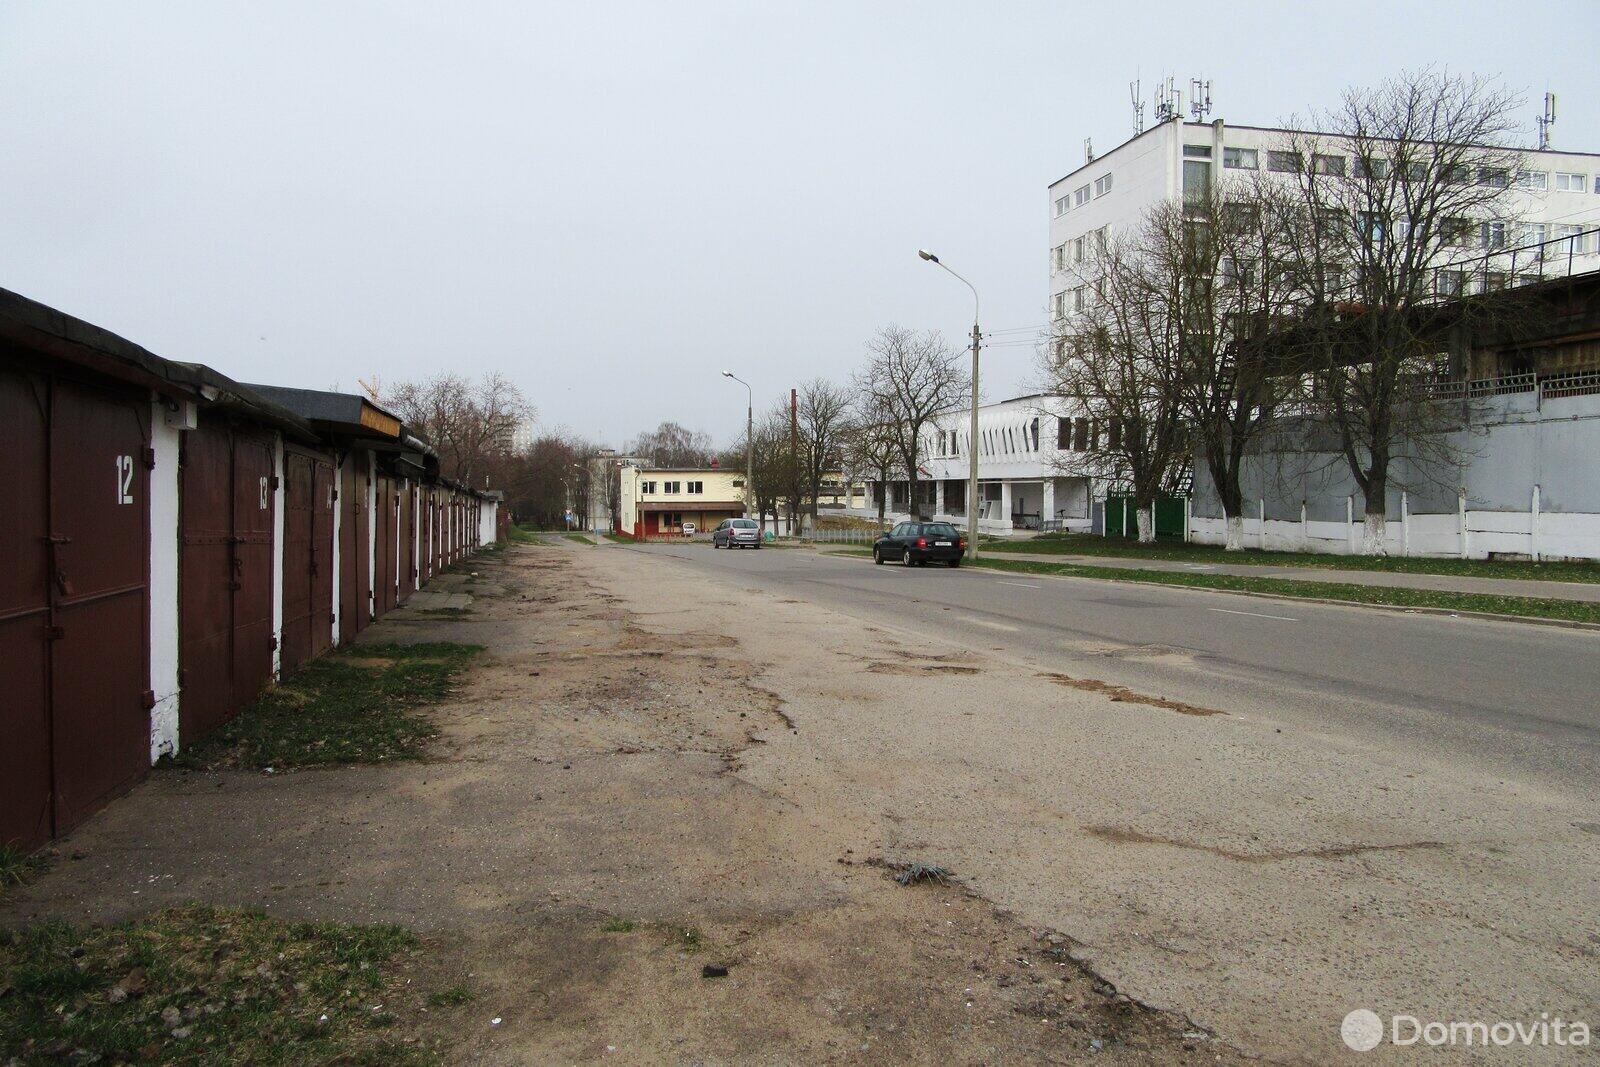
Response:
790,388,799,536
722,372,754,523
918,249,981,562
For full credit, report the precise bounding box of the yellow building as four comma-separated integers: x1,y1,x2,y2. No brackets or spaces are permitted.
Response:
618,466,747,537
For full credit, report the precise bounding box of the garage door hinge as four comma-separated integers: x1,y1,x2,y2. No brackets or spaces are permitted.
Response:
142,447,156,470
226,580,242,591
141,689,156,709
329,612,336,624
269,635,278,651
269,475,280,490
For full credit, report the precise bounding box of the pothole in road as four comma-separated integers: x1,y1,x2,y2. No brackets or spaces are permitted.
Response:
1036,672,1223,716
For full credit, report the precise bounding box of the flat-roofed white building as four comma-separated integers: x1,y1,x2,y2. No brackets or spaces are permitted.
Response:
1048,117,1600,320
856,393,1110,534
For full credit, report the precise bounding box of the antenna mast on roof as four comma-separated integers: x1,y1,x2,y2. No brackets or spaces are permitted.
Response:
1153,77,1179,124
1189,78,1213,121
1129,79,1145,135
1537,91,1557,150
1084,137,1094,163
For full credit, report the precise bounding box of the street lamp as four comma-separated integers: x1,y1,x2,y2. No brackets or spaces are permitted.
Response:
721,371,754,520
918,249,981,561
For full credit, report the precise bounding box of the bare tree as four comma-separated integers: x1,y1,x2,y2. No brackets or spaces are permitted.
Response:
627,421,715,468
796,378,850,521
1145,185,1307,549
1046,228,1190,542
386,372,531,487
839,396,898,527
855,326,968,521
1277,69,1525,553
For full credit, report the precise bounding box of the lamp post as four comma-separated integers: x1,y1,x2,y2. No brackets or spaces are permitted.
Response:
721,371,754,521
918,250,980,561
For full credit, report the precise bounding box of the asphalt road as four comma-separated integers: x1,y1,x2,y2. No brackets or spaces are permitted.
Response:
619,542,1600,793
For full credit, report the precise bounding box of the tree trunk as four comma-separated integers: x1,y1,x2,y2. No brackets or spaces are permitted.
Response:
1136,503,1155,543
1224,513,1244,551
1360,471,1388,556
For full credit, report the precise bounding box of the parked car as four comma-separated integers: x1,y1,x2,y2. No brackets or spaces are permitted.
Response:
873,521,966,566
712,517,763,549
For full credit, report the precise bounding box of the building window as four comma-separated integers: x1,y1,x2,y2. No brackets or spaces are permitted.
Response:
1480,221,1506,250
1183,144,1212,158
663,480,680,493
1441,217,1473,247
1054,194,1070,217
687,480,703,494
732,479,744,488
1056,417,1071,450
1052,243,1066,271
1073,235,1087,263
1073,418,1089,452
1094,173,1113,197
1357,156,1390,180
1074,184,1091,208
1223,147,1257,170
1435,270,1466,298
1029,417,1039,451
1554,172,1587,192
1183,159,1211,202
1553,225,1593,255
641,480,656,494
1094,225,1110,253
1478,167,1509,188
1052,291,1067,320
1313,154,1346,177
1072,286,1087,313
1517,170,1548,190
1267,150,1302,174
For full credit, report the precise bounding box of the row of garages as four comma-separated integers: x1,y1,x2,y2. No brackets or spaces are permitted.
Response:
1,287,502,853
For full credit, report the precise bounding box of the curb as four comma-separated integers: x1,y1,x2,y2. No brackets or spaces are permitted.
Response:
807,547,1600,632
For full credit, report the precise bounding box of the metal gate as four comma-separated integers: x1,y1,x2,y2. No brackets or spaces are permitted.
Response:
397,480,415,605
339,452,369,643
179,417,276,743
279,448,334,674
1,369,150,850
373,471,396,618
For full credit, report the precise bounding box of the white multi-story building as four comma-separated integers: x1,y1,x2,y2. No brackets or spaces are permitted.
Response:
1048,117,1600,320
856,393,1111,534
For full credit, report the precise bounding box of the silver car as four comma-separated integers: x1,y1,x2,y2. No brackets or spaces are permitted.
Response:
711,517,762,549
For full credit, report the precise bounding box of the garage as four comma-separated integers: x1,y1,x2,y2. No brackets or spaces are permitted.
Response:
279,446,335,674
339,450,370,643
178,416,277,742
0,367,152,851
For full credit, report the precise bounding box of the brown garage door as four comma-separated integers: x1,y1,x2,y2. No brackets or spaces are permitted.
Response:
0,368,151,850
397,480,415,605
179,417,276,743
339,451,369,643
373,471,396,618
279,449,334,674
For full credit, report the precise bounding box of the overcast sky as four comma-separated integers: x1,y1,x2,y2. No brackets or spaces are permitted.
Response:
4,1,1597,447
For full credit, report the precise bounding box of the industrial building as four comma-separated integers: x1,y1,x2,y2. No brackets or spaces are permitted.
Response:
0,287,501,853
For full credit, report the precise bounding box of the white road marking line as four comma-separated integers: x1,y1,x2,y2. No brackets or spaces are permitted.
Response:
1208,607,1298,622
969,618,1021,632
996,580,1041,588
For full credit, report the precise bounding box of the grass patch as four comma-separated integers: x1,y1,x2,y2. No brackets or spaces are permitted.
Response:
1,847,50,894
986,532,1600,583
602,533,633,544
507,525,543,545
563,533,594,546
0,904,446,1065
425,983,475,1008
415,607,474,618
600,919,635,934
173,643,482,770
972,557,1600,624
669,925,704,952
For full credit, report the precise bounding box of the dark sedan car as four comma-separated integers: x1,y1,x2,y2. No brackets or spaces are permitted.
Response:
873,521,966,566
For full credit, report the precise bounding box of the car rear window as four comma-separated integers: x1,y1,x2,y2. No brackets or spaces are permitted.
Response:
733,519,758,528
921,523,958,536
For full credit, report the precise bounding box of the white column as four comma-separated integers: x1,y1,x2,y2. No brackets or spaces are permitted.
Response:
1042,479,1056,529
147,398,185,761
935,479,945,517
1399,491,1409,557
1458,488,1469,559
271,435,286,678
1000,481,1013,530
1531,484,1541,562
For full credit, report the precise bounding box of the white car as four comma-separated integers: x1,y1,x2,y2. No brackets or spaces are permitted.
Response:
711,518,762,548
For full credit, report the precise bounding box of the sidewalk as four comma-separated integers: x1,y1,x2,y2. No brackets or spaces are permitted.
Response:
981,550,1600,604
